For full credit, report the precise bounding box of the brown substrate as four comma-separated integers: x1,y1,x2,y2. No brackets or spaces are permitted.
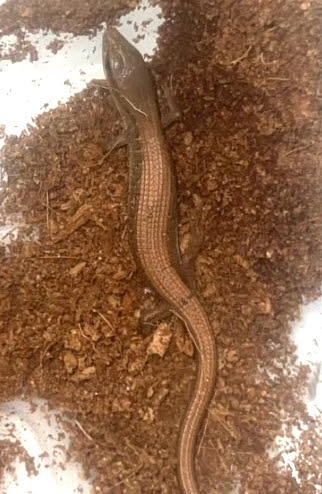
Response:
1,1,322,493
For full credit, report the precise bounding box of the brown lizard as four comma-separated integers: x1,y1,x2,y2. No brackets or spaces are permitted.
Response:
102,26,217,494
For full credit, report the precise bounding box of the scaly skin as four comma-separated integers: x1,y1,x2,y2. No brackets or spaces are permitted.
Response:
103,27,217,494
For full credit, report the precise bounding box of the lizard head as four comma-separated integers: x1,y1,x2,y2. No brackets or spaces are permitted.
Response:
103,26,153,116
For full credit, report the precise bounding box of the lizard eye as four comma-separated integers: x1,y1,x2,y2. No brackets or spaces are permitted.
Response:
111,51,125,75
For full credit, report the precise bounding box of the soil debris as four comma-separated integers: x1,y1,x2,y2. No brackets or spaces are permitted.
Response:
0,0,322,493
